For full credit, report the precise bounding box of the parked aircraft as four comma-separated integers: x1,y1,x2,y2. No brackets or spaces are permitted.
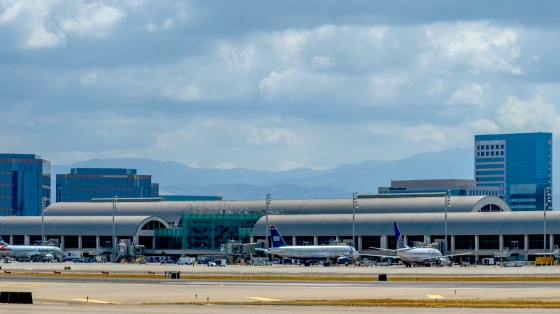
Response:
372,222,470,267
255,225,361,263
0,236,61,259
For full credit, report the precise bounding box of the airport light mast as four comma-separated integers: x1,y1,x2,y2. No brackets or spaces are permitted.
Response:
113,195,118,259
266,194,271,249
445,191,450,255
353,192,358,249
41,197,46,245
544,187,551,253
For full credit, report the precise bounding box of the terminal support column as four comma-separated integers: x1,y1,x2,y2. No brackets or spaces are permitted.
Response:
9,235,13,245
78,236,82,250
499,235,504,252
313,236,318,246
450,235,455,253
524,234,529,261
250,236,254,243
96,236,100,250
550,234,554,252
24,235,30,246
60,235,65,250
292,236,297,246
474,235,479,260
358,236,362,251
380,235,387,249
425,235,431,244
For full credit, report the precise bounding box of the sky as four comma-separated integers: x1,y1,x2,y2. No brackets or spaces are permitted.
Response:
1,0,560,171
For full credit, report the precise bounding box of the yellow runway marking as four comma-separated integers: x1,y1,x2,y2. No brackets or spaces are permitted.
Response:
71,298,117,304
427,295,443,299
0,284,43,288
248,297,280,302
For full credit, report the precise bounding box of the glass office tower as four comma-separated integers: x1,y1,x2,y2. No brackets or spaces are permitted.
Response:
474,133,552,211
56,168,159,202
0,154,51,216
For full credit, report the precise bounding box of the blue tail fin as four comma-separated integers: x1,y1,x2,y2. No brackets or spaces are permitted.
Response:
0,236,7,246
270,225,288,247
394,222,407,249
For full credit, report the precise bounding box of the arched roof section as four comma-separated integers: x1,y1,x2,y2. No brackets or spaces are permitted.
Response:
251,211,554,237
45,196,510,223
0,216,168,236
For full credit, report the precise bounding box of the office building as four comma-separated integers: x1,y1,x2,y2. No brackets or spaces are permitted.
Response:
474,132,552,211
0,154,51,216
56,168,159,202
378,179,499,196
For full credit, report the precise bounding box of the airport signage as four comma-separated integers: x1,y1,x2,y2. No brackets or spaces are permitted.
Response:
389,187,406,191
479,140,501,145
102,175,129,178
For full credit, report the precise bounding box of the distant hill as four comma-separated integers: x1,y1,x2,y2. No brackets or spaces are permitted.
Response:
50,147,478,201
161,184,350,200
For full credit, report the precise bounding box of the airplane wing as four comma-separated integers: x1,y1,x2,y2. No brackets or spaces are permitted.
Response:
443,252,472,258
254,248,270,253
369,247,397,252
358,253,401,260
419,252,472,263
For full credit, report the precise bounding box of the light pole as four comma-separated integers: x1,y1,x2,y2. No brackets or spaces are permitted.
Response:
265,194,271,249
445,190,450,255
353,192,358,249
112,195,118,258
41,197,46,245
544,187,551,252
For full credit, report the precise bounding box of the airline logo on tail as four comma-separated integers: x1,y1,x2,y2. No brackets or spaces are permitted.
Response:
394,222,408,249
269,225,288,247
0,236,7,247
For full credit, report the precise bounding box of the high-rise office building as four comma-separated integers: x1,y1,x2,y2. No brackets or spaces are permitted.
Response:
474,132,552,211
0,154,51,216
56,168,159,202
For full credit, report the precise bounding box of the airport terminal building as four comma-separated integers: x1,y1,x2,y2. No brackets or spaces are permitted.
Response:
0,195,556,261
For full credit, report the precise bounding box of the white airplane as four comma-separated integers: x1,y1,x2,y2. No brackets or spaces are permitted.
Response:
0,236,62,259
256,225,362,263
372,222,471,267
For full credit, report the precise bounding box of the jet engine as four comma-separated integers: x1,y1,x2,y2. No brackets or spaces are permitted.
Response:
435,258,448,266
44,254,54,260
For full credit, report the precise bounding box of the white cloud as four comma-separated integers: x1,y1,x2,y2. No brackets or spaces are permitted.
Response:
81,72,98,85
243,127,298,146
60,2,124,37
0,0,125,48
143,9,186,32
497,95,560,132
421,22,523,75
447,83,485,106
311,56,331,69
214,162,236,170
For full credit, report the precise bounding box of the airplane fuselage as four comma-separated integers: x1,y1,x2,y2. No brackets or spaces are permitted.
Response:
0,245,61,258
397,248,443,263
268,245,357,260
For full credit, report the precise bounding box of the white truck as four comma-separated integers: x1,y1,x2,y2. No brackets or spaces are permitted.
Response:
64,251,82,260
178,256,196,265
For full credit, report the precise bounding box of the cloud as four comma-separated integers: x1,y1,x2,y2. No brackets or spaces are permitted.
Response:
60,1,124,37
497,95,560,132
243,127,298,146
0,0,125,48
421,22,523,75
214,162,236,170
447,84,485,106
143,9,186,32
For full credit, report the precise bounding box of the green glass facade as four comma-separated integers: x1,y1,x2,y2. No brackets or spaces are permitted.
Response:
155,213,263,250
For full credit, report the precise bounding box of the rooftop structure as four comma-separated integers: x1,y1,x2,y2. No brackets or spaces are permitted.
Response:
378,179,499,196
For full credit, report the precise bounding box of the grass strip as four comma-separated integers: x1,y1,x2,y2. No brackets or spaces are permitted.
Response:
3,272,560,281
140,299,560,308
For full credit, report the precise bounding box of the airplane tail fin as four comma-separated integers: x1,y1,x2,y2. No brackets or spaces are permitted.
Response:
269,225,288,247
394,221,408,249
0,236,7,246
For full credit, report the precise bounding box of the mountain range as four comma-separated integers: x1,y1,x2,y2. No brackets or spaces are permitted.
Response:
50,147,478,201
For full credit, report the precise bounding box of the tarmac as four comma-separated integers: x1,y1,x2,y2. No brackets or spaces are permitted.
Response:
2,262,560,277
2,276,560,304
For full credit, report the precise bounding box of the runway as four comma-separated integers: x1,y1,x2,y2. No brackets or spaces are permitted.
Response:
1,276,560,305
